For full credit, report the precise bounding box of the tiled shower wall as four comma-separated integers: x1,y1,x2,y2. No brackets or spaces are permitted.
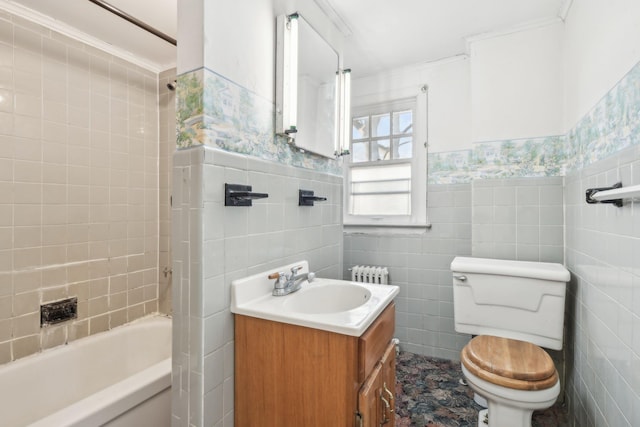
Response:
0,11,165,363
344,183,472,360
564,145,640,427
171,146,343,426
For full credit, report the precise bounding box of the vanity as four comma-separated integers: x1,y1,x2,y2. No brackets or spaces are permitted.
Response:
231,261,399,427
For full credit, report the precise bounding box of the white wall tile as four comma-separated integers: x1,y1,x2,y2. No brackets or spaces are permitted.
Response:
344,183,471,358
472,177,564,263
565,145,640,426
174,145,344,424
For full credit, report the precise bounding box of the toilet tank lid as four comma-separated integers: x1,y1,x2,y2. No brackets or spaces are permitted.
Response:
451,257,570,282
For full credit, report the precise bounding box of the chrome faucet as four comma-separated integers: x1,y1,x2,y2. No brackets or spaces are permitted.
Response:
269,265,315,296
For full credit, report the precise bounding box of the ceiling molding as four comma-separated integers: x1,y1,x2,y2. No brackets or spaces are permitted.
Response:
418,54,469,70
312,0,352,37
353,54,469,82
465,16,563,51
558,0,574,22
0,0,169,73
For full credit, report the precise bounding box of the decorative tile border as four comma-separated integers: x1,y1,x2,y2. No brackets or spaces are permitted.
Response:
566,62,640,172
429,135,566,184
177,57,640,182
428,150,473,184
430,59,640,184
175,68,342,175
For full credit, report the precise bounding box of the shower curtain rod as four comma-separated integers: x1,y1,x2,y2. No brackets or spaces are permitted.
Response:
88,0,177,46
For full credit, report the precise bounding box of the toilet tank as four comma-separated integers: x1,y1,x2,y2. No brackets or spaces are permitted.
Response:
451,257,570,350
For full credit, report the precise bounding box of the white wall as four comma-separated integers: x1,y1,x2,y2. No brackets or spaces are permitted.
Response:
470,20,564,142
563,0,640,128
176,0,203,75
351,56,472,154
352,20,565,153
178,0,284,100
178,0,344,102
203,0,277,100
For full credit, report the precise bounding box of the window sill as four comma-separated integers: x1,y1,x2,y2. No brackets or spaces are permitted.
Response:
343,223,432,235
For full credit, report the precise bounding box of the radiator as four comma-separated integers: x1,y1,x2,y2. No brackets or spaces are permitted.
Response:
351,265,389,285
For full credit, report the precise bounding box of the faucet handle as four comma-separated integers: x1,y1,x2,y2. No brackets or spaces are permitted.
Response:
268,271,287,288
290,265,303,275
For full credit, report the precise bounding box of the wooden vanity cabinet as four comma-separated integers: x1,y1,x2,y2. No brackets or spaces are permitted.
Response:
235,302,396,427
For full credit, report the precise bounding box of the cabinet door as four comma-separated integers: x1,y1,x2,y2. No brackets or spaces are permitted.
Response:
357,362,383,427
380,342,396,427
357,342,396,427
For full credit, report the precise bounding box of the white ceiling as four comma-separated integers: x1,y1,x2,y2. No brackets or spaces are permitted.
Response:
324,0,569,75
5,0,568,75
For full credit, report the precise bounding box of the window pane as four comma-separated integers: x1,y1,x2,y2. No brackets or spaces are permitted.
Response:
371,114,390,137
349,162,412,217
372,139,390,161
352,163,411,182
351,141,369,163
352,116,369,140
393,137,413,159
352,179,410,194
393,110,412,134
350,193,411,216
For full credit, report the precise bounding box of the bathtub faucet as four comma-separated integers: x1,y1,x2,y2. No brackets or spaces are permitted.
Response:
269,265,315,296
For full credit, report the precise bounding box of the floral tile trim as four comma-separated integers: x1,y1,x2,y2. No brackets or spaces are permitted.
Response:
429,135,566,184
175,68,342,175
566,61,640,172
176,56,640,181
430,58,640,184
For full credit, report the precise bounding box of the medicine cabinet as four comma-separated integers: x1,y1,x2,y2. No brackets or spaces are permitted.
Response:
276,12,350,158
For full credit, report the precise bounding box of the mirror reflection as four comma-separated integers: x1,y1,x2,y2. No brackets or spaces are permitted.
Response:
295,15,339,158
276,13,340,158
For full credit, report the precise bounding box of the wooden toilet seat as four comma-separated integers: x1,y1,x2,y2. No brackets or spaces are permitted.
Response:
461,335,558,391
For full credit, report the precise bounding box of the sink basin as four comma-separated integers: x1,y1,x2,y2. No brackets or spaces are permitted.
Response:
230,260,399,336
283,284,372,314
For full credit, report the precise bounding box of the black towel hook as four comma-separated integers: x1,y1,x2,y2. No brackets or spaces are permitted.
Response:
298,189,327,206
225,183,269,207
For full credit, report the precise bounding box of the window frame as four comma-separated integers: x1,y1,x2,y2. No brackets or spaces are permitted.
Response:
344,96,427,228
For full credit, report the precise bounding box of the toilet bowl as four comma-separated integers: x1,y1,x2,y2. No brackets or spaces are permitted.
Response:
450,257,570,427
460,335,560,427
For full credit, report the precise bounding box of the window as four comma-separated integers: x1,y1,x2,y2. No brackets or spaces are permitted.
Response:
344,96,427,227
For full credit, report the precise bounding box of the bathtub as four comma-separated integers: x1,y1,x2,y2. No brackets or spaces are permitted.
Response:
1,315,172,427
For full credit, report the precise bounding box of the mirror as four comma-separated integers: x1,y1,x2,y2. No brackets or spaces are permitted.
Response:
276,13,340,158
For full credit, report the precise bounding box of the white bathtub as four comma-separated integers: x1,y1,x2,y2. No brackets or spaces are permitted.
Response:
1,315,172,427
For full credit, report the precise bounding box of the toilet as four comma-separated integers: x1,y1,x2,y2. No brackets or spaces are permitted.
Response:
450,257,570,427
